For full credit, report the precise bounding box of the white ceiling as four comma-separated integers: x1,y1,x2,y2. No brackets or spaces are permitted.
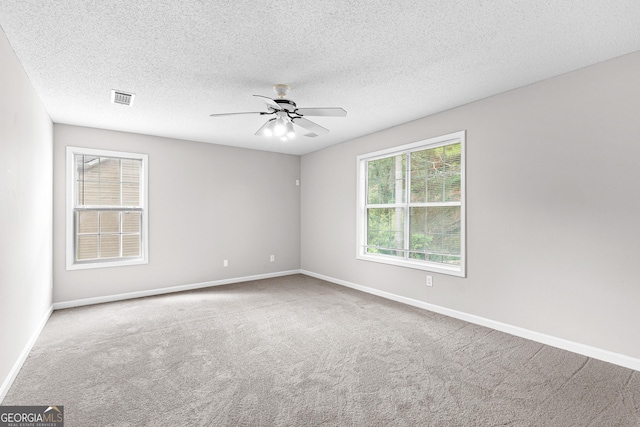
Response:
1,1,639,155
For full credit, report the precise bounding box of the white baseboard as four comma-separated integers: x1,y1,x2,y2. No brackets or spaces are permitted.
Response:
0,305,53,404
300,270,640,372
53,270,301,310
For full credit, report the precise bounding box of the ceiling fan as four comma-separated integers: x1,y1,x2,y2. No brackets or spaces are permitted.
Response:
209,84,347,141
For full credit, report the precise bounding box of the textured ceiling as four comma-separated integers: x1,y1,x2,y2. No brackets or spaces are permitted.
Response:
1,1,639,155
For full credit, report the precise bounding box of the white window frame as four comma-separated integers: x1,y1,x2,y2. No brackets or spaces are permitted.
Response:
66,146,149,270
356,131,466,277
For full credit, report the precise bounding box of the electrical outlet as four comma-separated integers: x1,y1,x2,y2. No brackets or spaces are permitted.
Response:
296,179,300,186
223,259,228,267
426,275,433,287
270,255,275,262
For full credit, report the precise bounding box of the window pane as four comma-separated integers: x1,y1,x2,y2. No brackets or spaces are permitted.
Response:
410,143,461,203
100,180,121,206
77,211,99,233
100,158,120,183
100,211,120,233
74,155,141,207
409,150,428,203
367,155,405,204
122,235,140,257
76,155,99,206
76,155,98,178
428,144,461,203
100,234,120,259
366,207,404,255
409,206,460,263
82,178,101,206
122,183,140,206
122,212,141,233
76,179,85,206
122,159,140,184
408,207,428,259
77,235,98,260
76,210,142,261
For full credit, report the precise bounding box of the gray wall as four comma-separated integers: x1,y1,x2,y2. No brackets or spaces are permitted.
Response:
0,29,53,394
301,51,640,360
53,125,301,302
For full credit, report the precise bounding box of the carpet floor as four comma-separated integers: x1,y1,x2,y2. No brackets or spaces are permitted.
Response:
3,274,640,426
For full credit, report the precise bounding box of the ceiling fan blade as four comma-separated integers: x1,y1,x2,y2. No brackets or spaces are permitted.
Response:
295,107,347,117
292,117,329,136
209,112,264,117
253,95,282,111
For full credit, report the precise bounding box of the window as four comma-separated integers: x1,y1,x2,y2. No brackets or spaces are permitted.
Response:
66,147,148,270
356,131,465,277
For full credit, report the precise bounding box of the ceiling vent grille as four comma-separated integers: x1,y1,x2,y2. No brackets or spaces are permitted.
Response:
111,90,135,106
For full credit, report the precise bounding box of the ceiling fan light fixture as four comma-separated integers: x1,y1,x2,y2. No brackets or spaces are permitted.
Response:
262,119,276,137
273,117,287,136
285,121,296,139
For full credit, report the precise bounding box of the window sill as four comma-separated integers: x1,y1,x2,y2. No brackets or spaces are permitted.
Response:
66,258,148,271
356,253,465,277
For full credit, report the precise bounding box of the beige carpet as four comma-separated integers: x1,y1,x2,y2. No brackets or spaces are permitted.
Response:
3,274,639,426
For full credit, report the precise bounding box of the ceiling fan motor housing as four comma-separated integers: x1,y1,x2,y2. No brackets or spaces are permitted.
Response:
274,99,297,112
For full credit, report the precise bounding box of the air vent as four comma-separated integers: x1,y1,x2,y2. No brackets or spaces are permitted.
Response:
111,90,135,106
